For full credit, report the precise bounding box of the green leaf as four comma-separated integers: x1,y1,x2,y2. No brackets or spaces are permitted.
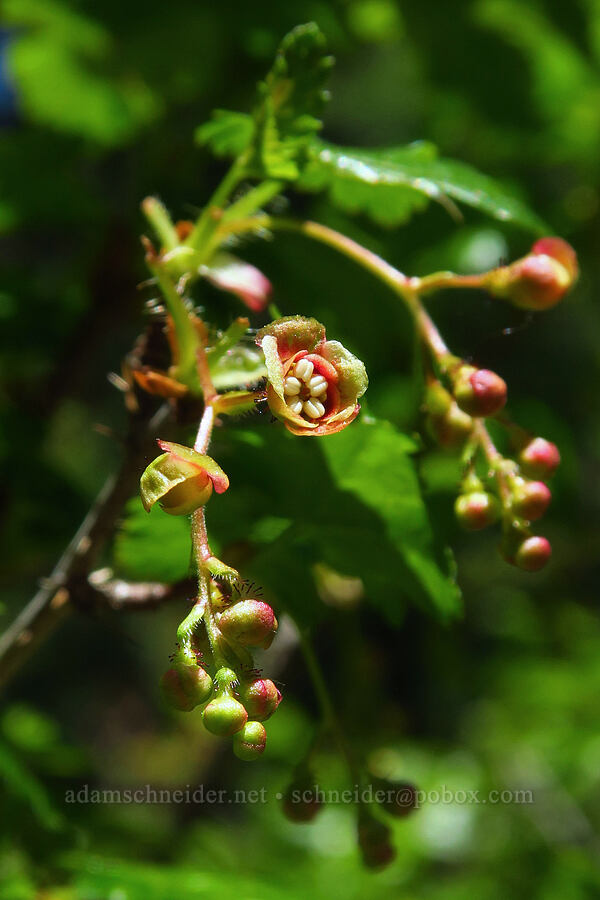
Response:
320,419,462,619
195,23,333,181
113,499,192,583
0,738,63,832
195,110,255,158
298,139,547,232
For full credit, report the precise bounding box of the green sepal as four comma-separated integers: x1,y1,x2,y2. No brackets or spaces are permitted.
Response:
140,441,229,515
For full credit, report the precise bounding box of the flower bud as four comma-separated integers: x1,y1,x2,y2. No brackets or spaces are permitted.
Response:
202,667,248,736
511,480,551,521
140,441,229,516
373,779,418,819
160,664,213,712
486,237,577,311
455,491,500,531
357,811,396,870
239,678,282,721
514,535,552,572
282,780,323,823
218,599,278,649
453,366,507,418
233,721,267,761
518,437,560,480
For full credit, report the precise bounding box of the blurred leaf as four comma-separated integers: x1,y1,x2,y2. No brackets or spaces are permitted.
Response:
4,0,157,144
320,419,461,619
113,499,191,583
299,139,546,231
0,739,63,832
195,110,254,158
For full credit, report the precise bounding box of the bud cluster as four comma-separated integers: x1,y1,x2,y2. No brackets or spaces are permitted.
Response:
451,434,559,572
161,584,281,760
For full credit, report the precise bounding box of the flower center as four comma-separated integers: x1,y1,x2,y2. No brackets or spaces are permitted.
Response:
283,358,328,419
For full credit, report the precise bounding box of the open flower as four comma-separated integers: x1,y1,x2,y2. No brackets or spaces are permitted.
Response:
256,316,368,436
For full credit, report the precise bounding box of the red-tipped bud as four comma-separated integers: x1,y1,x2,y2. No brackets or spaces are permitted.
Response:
202,667,248,736
357,811,396,870
373,778,418,819
233,721,267,761
160,664,213,711
239,678,282,721
455,491,500,531
518,438,561,480
514,535,552,572
487,237,577,311
282,782,323,823
218,599,278,649
454,366,507,418
512,480,551,521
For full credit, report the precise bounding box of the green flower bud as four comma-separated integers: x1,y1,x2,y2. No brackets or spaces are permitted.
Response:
518,437,560,480
140,441,229,516
202,667,248,736
160,664,213,712
453,366,507,418
455,491,500,531
511,479,551,521
233,721,267,761
515,535,552,572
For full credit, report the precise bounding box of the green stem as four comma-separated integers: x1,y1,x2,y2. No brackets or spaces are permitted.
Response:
298,627,362,786
142,197,179,251
185,160,246,254
207,317,250,367
145,256,200,391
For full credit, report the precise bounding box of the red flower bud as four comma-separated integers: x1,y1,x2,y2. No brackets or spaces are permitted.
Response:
239,677,282,721
218,599,278,649
518,437,560,480
486,237,577,311
514,535,552,572
453,366,507,418
455,491,500,531
357,811,396,870
511,480,551,521
160,664,213,712
233,721,267,761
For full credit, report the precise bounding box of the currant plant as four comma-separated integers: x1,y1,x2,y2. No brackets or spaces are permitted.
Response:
127,22,577,865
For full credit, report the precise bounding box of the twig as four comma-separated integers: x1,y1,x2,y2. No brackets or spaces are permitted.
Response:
0,404,171,689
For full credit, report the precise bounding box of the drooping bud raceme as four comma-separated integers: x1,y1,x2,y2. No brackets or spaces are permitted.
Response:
202,667,248,736
518,437,561,481
160,663,213,711
485,237,578,311
453,366,507,418
233,721,267,761
218,599,278,649
140,441,229,516
239,677,282,721
256,316,368,436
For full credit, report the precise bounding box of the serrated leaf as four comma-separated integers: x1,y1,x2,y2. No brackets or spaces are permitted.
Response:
195,110,254,158
299,139,546,232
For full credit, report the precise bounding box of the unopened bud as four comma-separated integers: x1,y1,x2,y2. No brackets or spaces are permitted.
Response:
357,811,396,870
373,778,418,819
453,366,507,418
518,437,560,480
455,491,500,531
515,535,552,572
426,403,474,448
233,721,267,761
218,599,278,649
202,667,248,736
282,779,323,823
239,678,282,721
486,237,577,311
511,479,551,521
160,664,213,712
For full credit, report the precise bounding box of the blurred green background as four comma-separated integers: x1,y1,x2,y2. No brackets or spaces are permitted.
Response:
1,0,600,897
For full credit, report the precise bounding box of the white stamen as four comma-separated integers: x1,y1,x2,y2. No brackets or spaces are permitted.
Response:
309,375,328,396
303,399,325,418
283,376,302,395
286,397,303,415
295,358,314,382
